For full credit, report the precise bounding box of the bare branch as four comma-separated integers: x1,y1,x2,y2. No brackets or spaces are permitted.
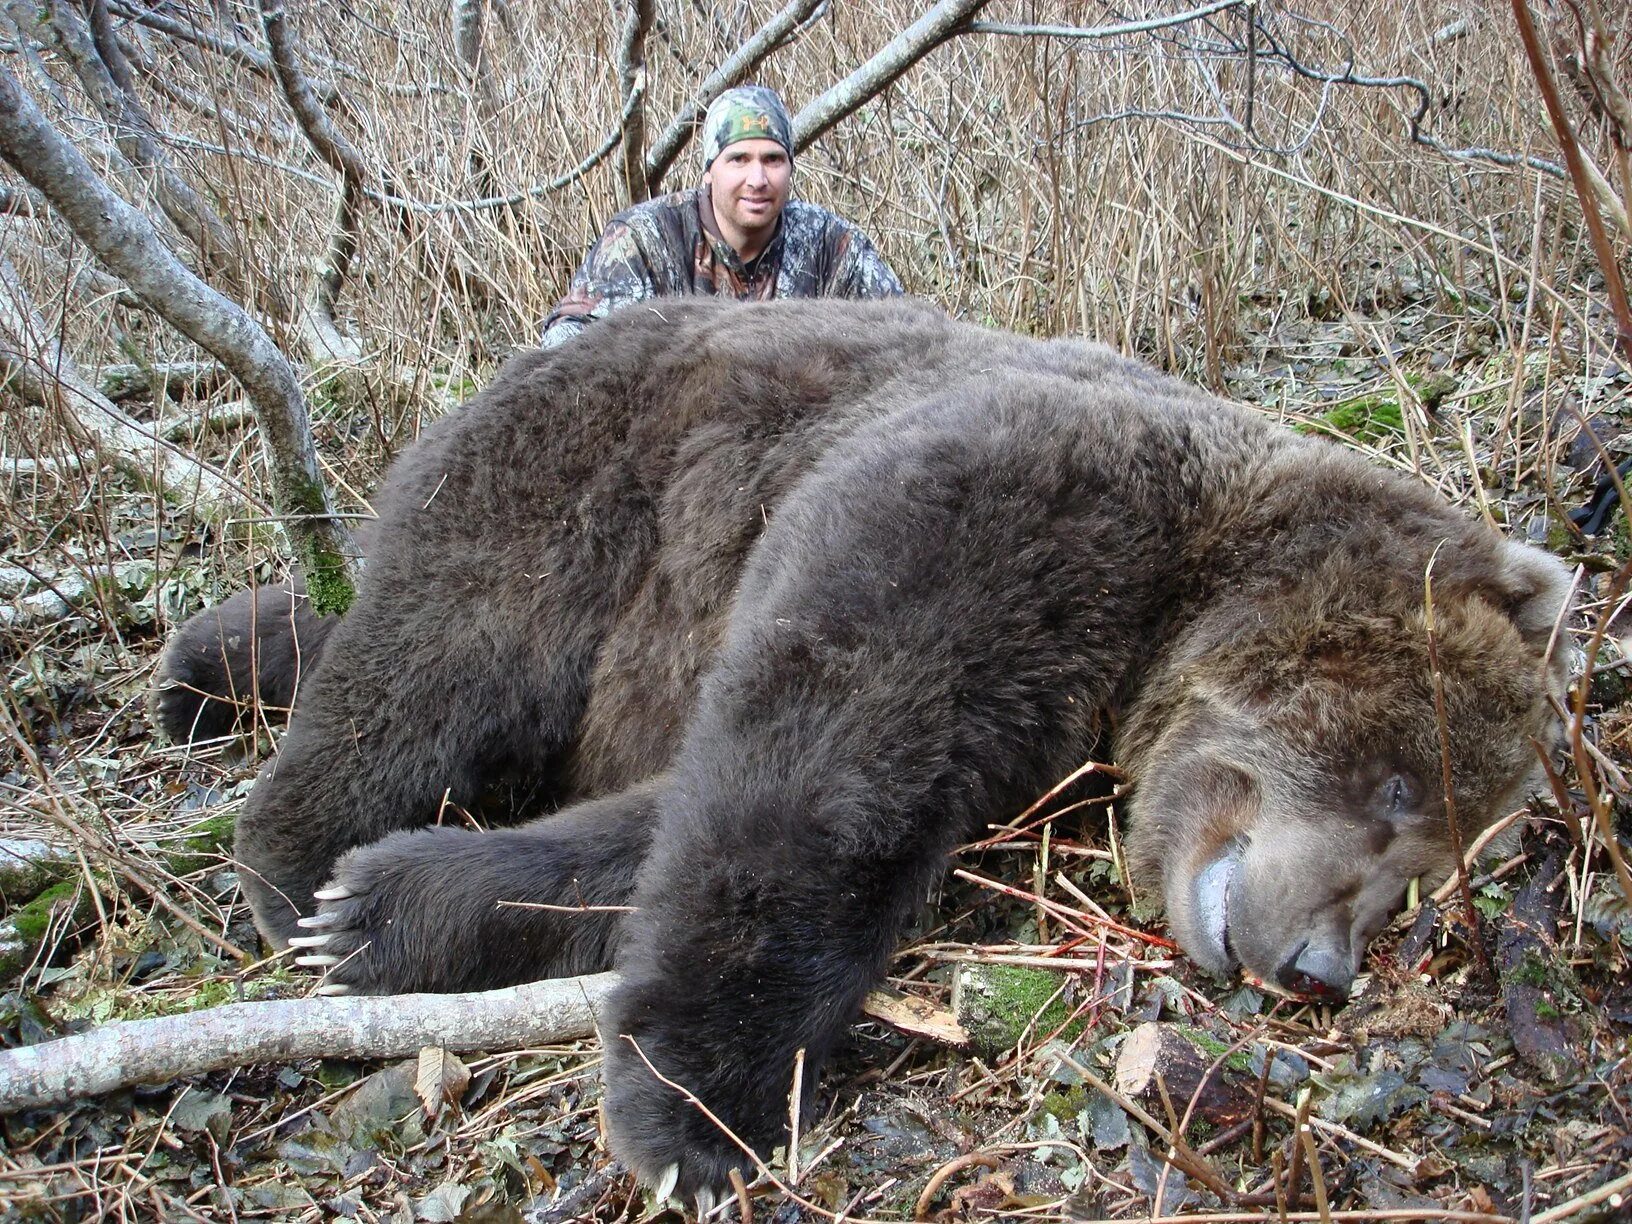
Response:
452,0,501,199
617,0,655,203
644,0,827,189
973,3,1573,182
259,0,504,319
0,181,38,215
452,0,487,70
159,128,630,214
97,359,226,401
6,0,244,290
1512,0,1632,363
82,0,136,94
1559,0,1632,237
0,973,619,1112
121,37,294,148
793,0,992,151
259,0,371,187
312,179,362,348
103,0,339,104
969,0,1246,41
0,64,362,609
260,0,386,354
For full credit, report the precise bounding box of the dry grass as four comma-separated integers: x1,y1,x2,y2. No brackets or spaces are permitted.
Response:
0,1,1630,1221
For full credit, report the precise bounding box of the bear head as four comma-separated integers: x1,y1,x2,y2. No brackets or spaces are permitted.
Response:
1122,535,1573,1001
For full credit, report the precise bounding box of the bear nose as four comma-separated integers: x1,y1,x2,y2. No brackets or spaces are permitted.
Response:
1274,940,1353,1001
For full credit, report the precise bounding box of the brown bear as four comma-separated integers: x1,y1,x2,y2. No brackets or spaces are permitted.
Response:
154,298,1570,1201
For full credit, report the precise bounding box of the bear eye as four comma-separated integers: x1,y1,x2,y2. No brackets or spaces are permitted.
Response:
1377,772,1420,821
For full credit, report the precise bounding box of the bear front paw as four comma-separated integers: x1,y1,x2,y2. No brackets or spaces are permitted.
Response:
286,823,627,995
286,839,432,995
602,1032,760,1208
600,970,816,1208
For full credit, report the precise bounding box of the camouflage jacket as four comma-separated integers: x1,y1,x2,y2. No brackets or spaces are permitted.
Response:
541,187,902,345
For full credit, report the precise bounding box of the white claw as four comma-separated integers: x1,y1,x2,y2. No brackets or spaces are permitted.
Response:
316,982,352,996
652,1162,680,1204
312,885,354,902
286,934,332,949
694,1186,717,1217
297,912,340,929
295,954,340,968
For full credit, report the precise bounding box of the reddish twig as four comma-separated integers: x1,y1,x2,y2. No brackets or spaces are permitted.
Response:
1511,0,1632,363
1423,548,1494,984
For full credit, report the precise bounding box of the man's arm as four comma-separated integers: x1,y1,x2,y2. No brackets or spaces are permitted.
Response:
541,217,663,347
827,220,903,301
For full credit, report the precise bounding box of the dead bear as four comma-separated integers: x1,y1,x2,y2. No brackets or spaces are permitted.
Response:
155,298,1571,1199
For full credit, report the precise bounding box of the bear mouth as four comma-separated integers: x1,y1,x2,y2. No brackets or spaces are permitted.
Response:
1191,841,1244,976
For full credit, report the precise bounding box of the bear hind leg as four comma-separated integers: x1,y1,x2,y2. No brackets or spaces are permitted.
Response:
235,616,602,946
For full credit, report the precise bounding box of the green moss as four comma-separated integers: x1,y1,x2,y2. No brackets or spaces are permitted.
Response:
1041,1085,1089,1124
1,880,99,977
1181,1026,1255,1074
301,552,355,616
11,881,90,944
1502,947,1583,1020
1299,374,1455,447
171,974,285,1012
1505,949,1550,989
1314,394,1405,444
282,473,357,616
436,372,478,400
956,964,1085,1056
1410,371,1458,412
167,814,236,875
59,971,287,1025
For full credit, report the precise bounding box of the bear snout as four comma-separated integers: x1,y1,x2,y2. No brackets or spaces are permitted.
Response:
1272,937,1357,1002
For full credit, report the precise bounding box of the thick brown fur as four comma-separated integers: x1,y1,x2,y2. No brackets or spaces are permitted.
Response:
157,299,1570,1198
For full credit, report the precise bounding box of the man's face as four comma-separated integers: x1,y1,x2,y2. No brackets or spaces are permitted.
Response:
705,139,792,248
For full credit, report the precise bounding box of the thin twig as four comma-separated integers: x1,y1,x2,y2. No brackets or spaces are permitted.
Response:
1512,0,1632,362
1423,545,1494,983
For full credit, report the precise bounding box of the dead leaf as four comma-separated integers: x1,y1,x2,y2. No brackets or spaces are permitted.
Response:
414,1046,471,1120
940,1170,1016,1220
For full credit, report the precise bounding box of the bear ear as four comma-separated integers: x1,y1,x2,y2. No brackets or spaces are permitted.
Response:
1493,538,1574,657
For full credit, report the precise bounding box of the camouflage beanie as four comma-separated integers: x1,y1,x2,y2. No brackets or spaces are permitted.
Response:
702,86,793,168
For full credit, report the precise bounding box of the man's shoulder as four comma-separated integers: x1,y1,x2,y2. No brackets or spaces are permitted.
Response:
781,198,855,234
610,188,703,229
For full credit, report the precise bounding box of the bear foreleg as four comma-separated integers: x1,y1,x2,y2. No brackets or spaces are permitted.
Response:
597,407,1117,1199
293,784,661,994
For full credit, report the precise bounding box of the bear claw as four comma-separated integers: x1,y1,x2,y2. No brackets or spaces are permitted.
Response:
296,911,340,929
295,953,340,968
316,982,351,996
287,933,332,949
312,885,354,901
652,1163,680,1203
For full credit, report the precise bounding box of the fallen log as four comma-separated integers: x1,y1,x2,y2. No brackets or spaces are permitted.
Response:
0,975,946,1113
0,973,618,1112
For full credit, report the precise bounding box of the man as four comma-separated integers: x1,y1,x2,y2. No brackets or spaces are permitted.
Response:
541,86,902,346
